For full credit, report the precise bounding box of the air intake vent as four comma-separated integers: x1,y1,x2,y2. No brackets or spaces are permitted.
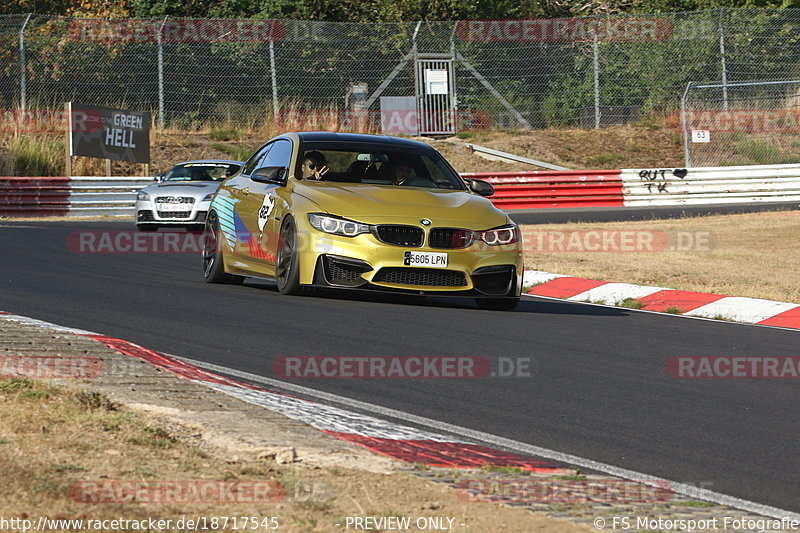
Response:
373,268,467,287
429,228,475,249
374,225,423,247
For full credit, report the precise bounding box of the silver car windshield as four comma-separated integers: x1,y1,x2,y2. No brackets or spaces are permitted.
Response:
165,163,241,182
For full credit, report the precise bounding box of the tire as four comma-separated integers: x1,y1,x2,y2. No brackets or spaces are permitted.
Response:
137,224,158,232
475,297,520,311
275,217,307,295
202,211,244,285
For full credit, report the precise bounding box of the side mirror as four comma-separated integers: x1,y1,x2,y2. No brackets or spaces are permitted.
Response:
154,174,164,182
465,178,494,197
252,166,288,185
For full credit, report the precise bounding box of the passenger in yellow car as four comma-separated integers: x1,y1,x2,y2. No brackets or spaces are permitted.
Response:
381,159,431,187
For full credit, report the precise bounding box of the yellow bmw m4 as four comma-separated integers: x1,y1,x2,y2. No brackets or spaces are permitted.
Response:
202,132,523,310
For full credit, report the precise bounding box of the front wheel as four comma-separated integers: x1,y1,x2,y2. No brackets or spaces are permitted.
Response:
202,212,244,285
475,297,520,311
276,217,308,295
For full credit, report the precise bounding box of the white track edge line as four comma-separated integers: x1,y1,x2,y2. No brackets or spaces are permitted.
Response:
3,312,798,518
167,352,800,521
522,293,800,333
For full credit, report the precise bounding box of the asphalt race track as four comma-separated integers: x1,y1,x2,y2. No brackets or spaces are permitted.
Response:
2,220,799,513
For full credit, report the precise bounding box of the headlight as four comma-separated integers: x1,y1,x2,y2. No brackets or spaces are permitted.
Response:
480,224,519,245
137,191,150,201
202,193,214,202
308,213,371,237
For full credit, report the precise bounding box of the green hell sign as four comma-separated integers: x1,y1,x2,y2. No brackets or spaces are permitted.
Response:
69,103,150,163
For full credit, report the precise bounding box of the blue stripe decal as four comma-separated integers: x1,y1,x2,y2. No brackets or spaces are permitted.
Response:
233,211,252,242
211,195,240,251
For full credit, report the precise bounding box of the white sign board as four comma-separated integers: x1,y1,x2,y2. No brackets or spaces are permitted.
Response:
691,130,710,143
424,69,449,95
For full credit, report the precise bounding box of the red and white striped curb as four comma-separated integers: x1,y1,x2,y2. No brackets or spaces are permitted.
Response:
522,270,800,330
0,311,569,474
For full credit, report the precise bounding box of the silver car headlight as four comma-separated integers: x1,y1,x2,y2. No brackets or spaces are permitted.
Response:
137,191,150,201
202,193,214,202
308,213,370,237
480,224,519,246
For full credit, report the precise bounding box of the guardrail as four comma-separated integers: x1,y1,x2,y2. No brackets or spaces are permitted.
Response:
621,164,800,206
2,164,799,217
0,177,152,217
464,170,624,209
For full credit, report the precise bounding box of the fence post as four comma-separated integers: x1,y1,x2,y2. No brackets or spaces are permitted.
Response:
157,16,168,129
719,8,729,111
593,29,601,129
269,39,279,120
681,82,692,168
18,13,32,113
450,21,459,133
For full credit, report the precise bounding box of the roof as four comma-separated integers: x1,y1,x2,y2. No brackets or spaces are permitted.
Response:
175,159,244,165
287,132,432,150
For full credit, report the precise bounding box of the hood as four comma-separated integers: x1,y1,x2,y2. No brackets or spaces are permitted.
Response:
141,181,221,196
294,182,508,229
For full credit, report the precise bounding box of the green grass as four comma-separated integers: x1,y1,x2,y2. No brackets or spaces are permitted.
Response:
0,377,34,392
53,464,85,472
737,139,798,164
73,390,117,412
618,297,645,309
710,314,735,321
480,464,531,475
210,142,252,161
675,500,715,508
126,424,176,449
9,137,63,176
209,128,241,141
665,306,683,314
585,151,625,167
19,389,51,401
631,115,664,130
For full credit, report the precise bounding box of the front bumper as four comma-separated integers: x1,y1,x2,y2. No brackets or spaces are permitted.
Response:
295,222,523,296
135,199,212,225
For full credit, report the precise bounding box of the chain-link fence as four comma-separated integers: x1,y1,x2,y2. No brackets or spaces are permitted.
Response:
2,9,800,141
682,79,800,167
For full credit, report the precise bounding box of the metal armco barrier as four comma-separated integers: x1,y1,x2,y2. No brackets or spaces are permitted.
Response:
0,177,152,217
464,170,624,210
622,164,800,206
0,177,71,216
3,165,799,217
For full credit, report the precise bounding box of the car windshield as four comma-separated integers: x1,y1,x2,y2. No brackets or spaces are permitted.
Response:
164,162,241,182
296,146,465,190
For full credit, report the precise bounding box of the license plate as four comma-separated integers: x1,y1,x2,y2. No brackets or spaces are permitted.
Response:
404,251,448,268
157,203,191,212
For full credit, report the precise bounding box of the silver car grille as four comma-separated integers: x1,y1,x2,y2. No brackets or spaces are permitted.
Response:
155,196,195,204
158,211,195,219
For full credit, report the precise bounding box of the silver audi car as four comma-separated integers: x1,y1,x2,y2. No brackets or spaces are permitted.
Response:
135,159,243,231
